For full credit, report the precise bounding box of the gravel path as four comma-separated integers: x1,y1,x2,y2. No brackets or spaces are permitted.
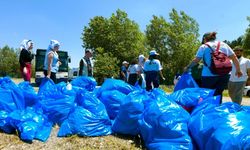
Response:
223,96,249,106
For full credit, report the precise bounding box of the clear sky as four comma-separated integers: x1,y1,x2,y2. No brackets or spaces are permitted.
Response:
0,0,249,68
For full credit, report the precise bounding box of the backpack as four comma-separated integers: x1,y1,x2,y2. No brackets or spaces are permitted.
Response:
204,42,232,75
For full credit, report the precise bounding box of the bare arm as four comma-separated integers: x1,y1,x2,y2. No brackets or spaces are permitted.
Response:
229,54,243,77
184,57,201,72
47,53,53,78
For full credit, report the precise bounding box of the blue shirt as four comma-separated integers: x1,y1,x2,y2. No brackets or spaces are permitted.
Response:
196,40,234,77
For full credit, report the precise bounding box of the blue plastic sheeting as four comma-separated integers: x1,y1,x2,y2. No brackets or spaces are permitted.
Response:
18,81,39,107
58,107,112,137
99,90,126,120
7,107,52,142
139,89,192,150
168,88,215,112
189,102,250,150
71,76,97,91
112,90,151,135
97,79,135,97
174,73,199,92
0,77,25,110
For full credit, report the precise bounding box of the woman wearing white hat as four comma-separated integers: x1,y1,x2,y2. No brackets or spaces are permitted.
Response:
19,39,34,82
43,40,61,83
144,50,165,91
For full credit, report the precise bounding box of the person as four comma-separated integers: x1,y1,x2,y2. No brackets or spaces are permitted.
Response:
138,54,146,88
19,39,34,82
119,61,129,82
43,40,61,83
144,50,165,91
228,47,250,105
79,49,94,77
127,58,140,86
185,32,242,103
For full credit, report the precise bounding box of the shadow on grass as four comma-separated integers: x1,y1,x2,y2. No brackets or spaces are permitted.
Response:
112,133,146,150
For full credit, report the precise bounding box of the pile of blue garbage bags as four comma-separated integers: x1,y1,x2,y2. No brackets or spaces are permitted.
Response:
0,73,250,150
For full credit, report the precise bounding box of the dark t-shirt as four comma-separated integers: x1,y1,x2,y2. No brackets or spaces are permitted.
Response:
120,66,127,80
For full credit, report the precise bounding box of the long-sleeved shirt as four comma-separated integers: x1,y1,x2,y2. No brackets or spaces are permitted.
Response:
19,49,34,67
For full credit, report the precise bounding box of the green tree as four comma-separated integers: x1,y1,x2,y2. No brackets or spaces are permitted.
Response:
82,9,145,82
0,46,20,77
146,9,200,84
242,16,250,58
224,36,243,49
94,48,120,85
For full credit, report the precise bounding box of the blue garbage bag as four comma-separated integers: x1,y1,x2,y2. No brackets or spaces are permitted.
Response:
0,77,25,110
7,107,52,142
0,89,19,112
138,89,192,150
58,106,112,137
188,102,243,150
38,78,62,98
71,76,97,91
75,89,108,117
174,73,198,92
18,81,39,107
206,111,250,150
112,90,151,135
97,78,135,97
39,95,76,125
168,88,215,112
99,90,126,120
0,110,15,133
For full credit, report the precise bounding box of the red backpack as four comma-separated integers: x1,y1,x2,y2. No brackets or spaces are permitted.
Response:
204,42,232,75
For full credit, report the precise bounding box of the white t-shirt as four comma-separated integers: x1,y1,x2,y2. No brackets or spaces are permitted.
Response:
196,40,234,76
229,57,250,82
128,64,140,74
144,59,162,71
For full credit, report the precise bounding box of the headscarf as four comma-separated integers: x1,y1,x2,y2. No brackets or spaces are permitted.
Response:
47,40,60,51
20,39,33,50
138,54,145,64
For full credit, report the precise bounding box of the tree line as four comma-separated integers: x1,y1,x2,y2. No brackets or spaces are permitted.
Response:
1,9,250,84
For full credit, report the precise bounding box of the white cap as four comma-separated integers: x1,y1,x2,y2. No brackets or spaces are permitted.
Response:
149,50,159,56
122,61,129,65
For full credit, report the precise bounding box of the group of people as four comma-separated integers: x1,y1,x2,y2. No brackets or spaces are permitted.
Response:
19,39,63,83
185,32,250,105
120,50,165,91
19,31,250,105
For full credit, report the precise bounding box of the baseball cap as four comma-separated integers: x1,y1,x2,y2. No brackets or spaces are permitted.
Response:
122,61,129,65
149,50,159,56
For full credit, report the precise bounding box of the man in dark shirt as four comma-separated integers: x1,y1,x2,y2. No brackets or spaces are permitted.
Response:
79,49,93,77
19,39,34,82
120,61,129,82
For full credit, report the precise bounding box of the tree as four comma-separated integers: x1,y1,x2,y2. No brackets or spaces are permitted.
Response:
241,16,250,58
224,36,243,49
93,48,120,85
82,9,145,82
0,46,20,77
146,9,200,84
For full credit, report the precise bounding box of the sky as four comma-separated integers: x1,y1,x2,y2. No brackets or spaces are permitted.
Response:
0,0,249,68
